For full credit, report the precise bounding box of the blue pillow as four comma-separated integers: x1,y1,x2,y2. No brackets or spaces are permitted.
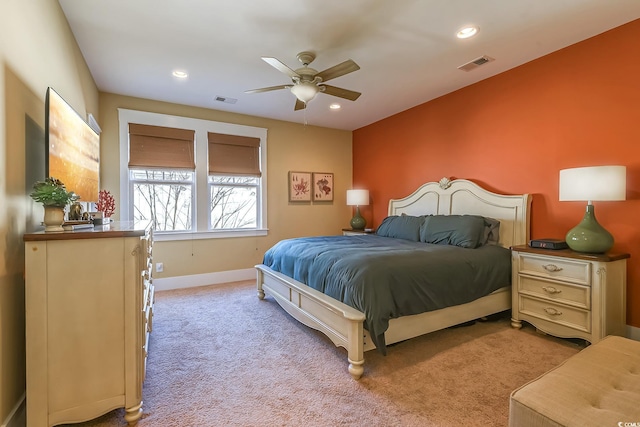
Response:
375,215,426,242
419,215,487,248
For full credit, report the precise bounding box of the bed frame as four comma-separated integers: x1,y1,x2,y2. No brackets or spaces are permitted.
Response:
256,178,531,379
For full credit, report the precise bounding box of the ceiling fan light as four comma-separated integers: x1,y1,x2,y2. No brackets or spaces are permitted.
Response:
290,82,319,103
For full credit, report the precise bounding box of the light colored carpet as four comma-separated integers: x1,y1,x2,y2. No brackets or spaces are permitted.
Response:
66,280,582,427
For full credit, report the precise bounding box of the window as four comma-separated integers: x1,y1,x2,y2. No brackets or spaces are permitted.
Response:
128,123,196,232
118,109,267,241
131,170,194,231
208,132,262,230
209,175,259,229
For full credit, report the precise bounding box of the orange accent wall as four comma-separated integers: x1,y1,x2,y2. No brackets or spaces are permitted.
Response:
353,19,640,328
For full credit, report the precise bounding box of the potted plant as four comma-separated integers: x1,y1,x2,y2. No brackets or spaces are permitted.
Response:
30,177,80,232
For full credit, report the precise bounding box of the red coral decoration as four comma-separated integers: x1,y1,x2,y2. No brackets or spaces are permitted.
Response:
96,190,116,218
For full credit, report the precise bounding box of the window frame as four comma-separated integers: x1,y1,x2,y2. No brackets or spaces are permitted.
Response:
118,108,268,241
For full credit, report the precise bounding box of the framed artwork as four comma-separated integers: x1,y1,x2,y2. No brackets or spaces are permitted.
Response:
288,171,312,202
312,172,334,201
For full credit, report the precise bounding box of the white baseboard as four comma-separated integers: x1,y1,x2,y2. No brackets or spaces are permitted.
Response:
627,324,640,341
1,394,25,427
153,268,255,291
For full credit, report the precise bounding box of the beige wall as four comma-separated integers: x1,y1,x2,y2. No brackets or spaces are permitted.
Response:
99,93,353,278
0,0,99,422
1,2,351,421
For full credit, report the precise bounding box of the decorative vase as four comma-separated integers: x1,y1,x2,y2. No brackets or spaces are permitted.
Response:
565,204,613,253
93,214,110,226
43,206,65,232
350,206,366,230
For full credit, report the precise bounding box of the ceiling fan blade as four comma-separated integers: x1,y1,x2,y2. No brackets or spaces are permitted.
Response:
315,59,360,82
294,98,306,111
321,85,361,101
245,85,291,94
262,57,300,78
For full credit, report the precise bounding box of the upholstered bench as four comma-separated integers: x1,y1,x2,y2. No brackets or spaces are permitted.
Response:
509,335,640,427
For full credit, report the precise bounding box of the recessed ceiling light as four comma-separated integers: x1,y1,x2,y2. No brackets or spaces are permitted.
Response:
172,70,188,78
456,26,479,39
329,103,341,110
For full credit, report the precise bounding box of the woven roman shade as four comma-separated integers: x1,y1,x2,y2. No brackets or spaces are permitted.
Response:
208,132,261,177
129,123,195,170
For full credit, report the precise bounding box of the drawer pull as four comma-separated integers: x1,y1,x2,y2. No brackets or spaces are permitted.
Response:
542,286,562,294
542,264,563,273
544,307,562,316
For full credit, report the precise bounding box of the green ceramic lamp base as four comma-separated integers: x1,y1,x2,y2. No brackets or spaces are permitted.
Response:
350,206,366,230
565,204,614,254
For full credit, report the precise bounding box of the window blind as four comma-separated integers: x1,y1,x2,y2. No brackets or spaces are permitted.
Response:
128,123,195,170
208,132,261,177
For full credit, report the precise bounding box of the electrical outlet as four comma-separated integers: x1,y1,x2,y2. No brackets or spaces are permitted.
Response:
155,262,164,273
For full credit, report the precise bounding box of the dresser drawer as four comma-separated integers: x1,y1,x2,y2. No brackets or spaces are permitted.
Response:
518,275,590,310
517,254,591,285
144,300,152,333
139,233,153,270
142,327,150,383
142,283,149,314
147,285,155,332
519,295,590,333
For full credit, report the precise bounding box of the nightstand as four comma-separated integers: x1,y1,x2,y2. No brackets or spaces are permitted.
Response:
511,245,629,344
342,228,374,236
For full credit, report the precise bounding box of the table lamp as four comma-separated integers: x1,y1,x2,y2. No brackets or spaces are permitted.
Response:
559,165,626,253
347,189,369,230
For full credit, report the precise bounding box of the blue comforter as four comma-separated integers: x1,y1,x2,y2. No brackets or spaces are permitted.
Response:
262,235,511,354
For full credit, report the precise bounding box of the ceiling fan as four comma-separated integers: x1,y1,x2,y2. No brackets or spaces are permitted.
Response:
245,51,361,111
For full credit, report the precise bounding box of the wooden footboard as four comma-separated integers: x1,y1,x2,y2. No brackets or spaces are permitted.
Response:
256,264,367,379
257,263,511,379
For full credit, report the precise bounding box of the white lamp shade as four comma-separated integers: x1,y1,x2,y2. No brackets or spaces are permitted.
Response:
559,166,626,201
347,189,369,206
290,82,319,103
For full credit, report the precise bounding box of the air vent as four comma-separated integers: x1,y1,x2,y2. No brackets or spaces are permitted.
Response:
457,55,495,72
214,96,237,104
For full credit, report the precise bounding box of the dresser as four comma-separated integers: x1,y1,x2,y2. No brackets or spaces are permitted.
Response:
24,221,154,426
511,245,628,344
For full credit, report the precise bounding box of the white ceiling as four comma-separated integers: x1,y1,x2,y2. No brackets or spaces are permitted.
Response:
59,0,640,131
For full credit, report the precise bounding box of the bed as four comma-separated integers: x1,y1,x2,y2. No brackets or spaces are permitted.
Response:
256,177,531,379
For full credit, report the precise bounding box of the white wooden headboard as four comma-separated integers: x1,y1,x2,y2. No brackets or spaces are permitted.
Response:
388,177,531,248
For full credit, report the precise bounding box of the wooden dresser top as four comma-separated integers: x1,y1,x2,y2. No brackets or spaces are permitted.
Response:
24,221,151,242
511,244,630,262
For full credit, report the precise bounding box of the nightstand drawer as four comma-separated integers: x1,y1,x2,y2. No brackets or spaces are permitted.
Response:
517,254,591,285
519,295,590,333
518,276,590,310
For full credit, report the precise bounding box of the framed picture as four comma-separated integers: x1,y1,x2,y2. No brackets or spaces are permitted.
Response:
312,172,334,201
288,171,312,202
